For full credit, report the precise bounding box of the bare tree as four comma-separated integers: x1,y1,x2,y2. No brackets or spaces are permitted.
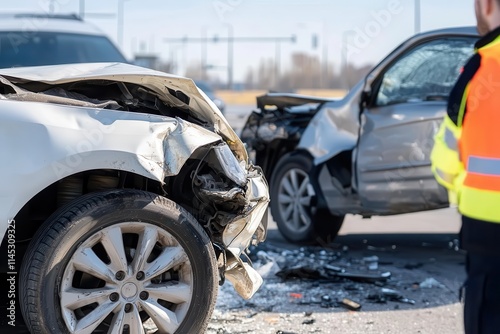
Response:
241,53,374,91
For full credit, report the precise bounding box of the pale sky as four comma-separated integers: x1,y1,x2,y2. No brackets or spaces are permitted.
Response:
1,0,477,82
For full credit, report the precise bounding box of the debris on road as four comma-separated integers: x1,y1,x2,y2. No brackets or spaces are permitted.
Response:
210,236,465,334
367,288,416,305
341,298,362,311
419,277,447,289
363,256,379,270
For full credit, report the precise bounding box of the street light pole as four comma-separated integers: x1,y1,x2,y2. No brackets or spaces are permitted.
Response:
415,0,421,34
201,26,208,81
79,0,85,19
275,41,281,89
226,24,234,90
117,0,131,48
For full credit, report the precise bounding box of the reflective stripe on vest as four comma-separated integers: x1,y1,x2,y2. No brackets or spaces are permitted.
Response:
444,128,458,151
468,156,500,176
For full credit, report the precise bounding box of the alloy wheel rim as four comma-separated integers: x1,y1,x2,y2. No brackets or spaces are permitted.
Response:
277,168,315,233
60,222,193,334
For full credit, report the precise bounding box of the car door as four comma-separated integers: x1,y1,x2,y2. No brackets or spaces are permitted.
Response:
355,36,477,214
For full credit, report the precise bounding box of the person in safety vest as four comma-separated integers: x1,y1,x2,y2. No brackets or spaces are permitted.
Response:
431,0,500,333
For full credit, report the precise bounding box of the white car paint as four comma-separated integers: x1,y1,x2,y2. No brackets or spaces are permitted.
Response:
0,62,269,299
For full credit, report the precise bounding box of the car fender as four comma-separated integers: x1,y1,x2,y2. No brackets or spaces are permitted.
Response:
298,81,363,165
0,100,222,238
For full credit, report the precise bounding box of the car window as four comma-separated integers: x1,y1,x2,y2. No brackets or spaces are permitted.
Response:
0,32,127,68
376,37,476,106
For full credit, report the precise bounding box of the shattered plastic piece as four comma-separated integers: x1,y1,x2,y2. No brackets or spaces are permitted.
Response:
368,288,416,305
449,239,460,251
257,250,274,263
381,288,416,305
289,293,303,299
325,264,345,273
320,295,336,308
367,293,387,304
363,256,379,270
276,266,324,280
381,288,400,297
256,261,281,279
341,298,362,311
419,277,446,289
334,271,391,283
367,245,397,252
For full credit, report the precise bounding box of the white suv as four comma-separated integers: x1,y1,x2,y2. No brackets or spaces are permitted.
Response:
0,13,127,68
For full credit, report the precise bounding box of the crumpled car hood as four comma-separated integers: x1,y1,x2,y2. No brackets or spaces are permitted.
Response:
0,62,247,161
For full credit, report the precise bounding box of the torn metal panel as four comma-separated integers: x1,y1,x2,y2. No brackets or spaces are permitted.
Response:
221,168,269,299
297,82,363,166
0,62,247,161
256,93,337,110
224,255,263,300
5,87,121,109
0,100,221,238
222,173,269,256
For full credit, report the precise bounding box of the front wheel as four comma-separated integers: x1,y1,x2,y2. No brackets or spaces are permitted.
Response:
20,189,218,334
270,153,345,244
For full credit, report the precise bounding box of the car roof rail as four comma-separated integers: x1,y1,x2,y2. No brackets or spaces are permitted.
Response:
0,13,82,21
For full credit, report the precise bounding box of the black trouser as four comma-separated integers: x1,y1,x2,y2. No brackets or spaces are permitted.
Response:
461,216,500,334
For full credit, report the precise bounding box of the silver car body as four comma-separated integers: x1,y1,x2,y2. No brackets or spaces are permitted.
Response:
0,62,269,299
242,27,478,220
298,27,478,215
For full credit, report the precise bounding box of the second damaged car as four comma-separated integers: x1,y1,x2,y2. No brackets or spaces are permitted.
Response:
241,27,478,244
0,63,269,333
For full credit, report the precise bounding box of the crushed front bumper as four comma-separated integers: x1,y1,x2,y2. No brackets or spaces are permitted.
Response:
222,165,269,299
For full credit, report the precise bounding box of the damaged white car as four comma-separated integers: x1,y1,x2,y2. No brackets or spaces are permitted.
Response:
0,63,269,334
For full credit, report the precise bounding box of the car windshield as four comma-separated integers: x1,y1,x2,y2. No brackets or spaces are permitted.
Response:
376,37,476,106
0,31,127,68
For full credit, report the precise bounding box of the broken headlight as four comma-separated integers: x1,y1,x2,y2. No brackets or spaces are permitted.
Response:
214,144,247,187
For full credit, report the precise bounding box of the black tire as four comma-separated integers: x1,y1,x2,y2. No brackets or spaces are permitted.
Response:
19,189,218,334
270,152,344,244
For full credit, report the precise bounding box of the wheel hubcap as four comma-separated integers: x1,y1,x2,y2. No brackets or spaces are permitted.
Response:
121,282,138,300
278,168,315,233
60,222,193,334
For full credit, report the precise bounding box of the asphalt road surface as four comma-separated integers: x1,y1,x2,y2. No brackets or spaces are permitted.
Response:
208,105,465,334
0,104,466,334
